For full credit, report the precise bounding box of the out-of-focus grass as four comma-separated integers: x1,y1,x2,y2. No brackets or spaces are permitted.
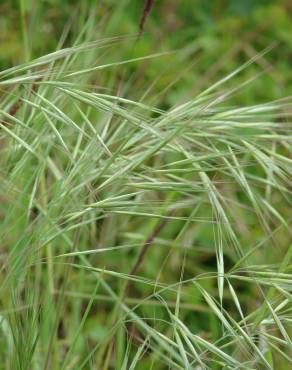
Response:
0,1,291,369
2,0,292,102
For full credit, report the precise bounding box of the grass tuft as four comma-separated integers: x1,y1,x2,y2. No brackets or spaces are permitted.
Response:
0,33,291,369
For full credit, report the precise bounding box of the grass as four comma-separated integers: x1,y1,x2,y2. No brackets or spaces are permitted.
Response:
0,10,292,370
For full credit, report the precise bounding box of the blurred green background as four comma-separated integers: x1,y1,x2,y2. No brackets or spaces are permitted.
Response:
1,0,292,105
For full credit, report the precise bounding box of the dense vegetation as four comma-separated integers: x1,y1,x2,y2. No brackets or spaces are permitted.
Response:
0,1,291,369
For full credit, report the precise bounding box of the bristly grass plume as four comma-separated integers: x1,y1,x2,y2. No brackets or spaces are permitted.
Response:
0,30,291,370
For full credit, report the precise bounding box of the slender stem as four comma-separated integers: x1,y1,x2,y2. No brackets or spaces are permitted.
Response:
19,0,30,62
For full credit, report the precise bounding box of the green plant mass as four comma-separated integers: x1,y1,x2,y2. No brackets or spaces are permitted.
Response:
0,1,291,369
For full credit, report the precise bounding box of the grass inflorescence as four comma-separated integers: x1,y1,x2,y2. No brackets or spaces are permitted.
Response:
0,26,291,370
